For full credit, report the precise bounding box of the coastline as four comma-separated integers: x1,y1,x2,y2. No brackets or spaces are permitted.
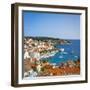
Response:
24,37,80,78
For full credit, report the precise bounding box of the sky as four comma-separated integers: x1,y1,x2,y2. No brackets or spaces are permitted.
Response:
23,11,80,39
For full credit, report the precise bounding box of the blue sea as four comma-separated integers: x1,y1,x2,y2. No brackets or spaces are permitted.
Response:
43,40,80,65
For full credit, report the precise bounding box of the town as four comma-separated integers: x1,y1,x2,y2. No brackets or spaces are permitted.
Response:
24,37,80,77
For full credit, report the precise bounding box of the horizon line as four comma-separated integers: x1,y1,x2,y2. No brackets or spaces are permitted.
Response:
24,36,80,40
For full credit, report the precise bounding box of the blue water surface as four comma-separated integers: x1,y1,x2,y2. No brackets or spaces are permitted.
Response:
43,40,80,65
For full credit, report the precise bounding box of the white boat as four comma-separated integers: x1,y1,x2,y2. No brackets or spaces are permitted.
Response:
60,48,64,52
62,52,68,54
74,56,78,58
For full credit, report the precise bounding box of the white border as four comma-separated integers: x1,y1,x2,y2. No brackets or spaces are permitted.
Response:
18,6,86,84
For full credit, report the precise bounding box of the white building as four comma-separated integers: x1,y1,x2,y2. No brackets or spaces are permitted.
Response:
24,51,30,59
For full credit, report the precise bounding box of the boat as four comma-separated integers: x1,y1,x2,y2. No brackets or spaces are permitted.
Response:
60,48,64,52
63,52,68,54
